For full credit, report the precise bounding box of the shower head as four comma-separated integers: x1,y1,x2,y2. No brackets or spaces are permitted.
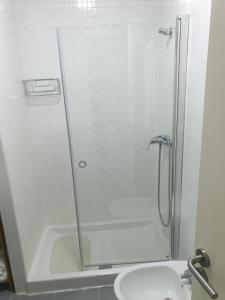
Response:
158,27,174,38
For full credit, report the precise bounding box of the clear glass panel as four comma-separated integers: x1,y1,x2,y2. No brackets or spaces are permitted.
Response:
58,21,176,267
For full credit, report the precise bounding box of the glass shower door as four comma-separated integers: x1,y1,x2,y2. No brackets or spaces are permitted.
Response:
58,21,176,267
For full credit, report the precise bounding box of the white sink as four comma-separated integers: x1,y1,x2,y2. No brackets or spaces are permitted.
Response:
114,261,191,300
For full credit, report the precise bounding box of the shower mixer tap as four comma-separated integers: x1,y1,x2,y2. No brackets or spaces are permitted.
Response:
147,135,171,150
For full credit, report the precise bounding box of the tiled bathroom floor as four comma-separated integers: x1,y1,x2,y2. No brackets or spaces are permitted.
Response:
0,285,117,300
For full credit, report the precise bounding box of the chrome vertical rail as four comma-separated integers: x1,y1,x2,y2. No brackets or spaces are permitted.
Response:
171,15,190,259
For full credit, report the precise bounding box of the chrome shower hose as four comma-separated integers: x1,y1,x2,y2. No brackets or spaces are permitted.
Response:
157,143,171,227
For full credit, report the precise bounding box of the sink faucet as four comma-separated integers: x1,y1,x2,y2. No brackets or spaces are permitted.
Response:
181,269,192,284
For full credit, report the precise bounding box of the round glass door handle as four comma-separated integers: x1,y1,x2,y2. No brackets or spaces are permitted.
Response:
78,161,87,168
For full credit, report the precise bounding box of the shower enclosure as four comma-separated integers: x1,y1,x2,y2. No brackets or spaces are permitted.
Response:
56,16,189,269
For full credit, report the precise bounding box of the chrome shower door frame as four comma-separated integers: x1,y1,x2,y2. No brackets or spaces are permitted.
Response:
57,14,190,268
171,15,190,259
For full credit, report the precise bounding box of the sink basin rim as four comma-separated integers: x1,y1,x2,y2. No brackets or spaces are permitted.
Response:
114,260,188,300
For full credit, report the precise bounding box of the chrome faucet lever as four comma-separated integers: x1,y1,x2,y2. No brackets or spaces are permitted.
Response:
181,269,192,283
181,269,192,279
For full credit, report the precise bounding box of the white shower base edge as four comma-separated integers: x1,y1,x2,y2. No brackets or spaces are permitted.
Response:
27,219,168,293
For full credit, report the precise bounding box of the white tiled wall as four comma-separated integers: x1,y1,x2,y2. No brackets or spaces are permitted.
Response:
0,0,44,288
179,0,212,259
13,0,192,8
